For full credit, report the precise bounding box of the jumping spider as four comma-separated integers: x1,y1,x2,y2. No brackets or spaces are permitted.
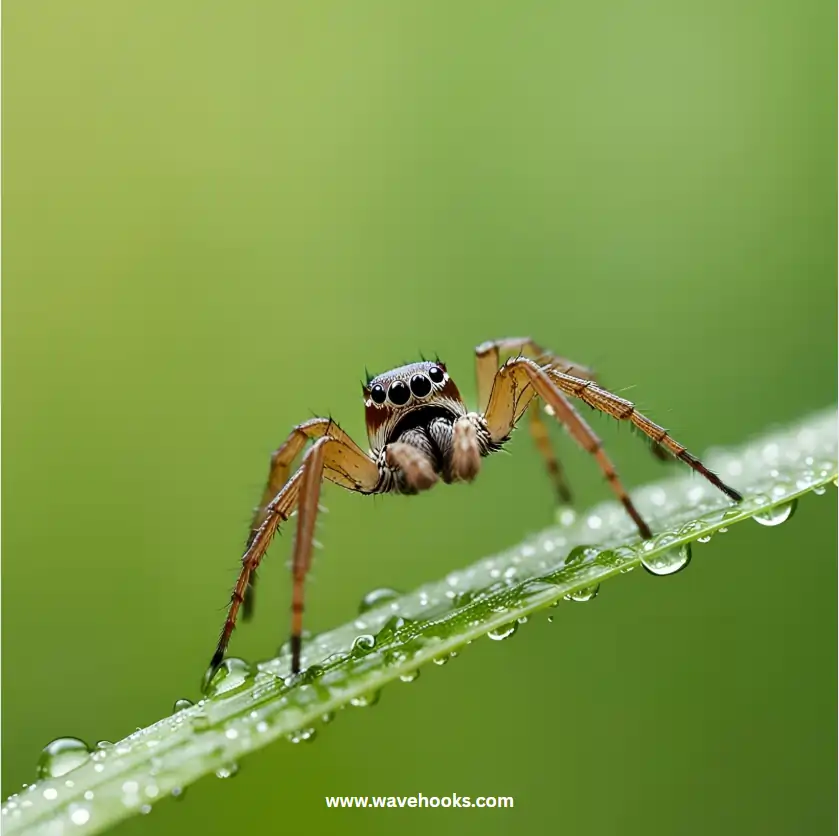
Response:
206,337,742,681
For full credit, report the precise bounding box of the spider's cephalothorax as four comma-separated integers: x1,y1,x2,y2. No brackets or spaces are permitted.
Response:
205,337,743,683
363,361,498,494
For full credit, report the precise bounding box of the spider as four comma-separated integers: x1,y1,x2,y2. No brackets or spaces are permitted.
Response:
206,337,742,682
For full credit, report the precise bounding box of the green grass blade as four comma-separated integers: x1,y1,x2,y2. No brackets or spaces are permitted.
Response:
3,408,836,835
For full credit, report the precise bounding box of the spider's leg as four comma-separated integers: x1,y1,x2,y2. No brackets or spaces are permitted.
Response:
476,337,672,463
475,337,596,413
528,401,573,503
482,359,654,539
207,435,379,686
243,418,365,621
543,365,743,502
475,338,590,502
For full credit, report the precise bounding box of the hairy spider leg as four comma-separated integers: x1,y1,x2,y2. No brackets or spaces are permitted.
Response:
207,433,379,684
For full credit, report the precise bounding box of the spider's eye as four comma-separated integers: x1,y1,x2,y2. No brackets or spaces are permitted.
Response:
388,380,410,406
428,366,444,383
410,374,432,398
370,384,387,405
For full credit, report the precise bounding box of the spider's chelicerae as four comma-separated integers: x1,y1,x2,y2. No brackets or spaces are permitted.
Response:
206,337,742,681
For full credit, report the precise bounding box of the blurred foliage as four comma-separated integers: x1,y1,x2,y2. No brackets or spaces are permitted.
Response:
3,2,836,835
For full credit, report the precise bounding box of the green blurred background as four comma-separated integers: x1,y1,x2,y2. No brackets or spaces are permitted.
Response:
3,1,837,834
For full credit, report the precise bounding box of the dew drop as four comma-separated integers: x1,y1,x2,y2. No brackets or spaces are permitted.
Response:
204,658,254,698
697,534,712,543
754,499,798,527
641,543,692,576
453,590,477,608
350,690,381,707
358,588,401,614
564,584,600,602
321,712,336,724
399,669,420,683
432,656,449,666
287,727,317,744
564,545,598,568
374,615,412,646
812,485,826,496
351,634,376,655
557,508,577,526
487,621,518,641
36,738,91,780
70,806,91,826
172,698,194,713
215,763,239,779
171,786,186,800
191,712,211,732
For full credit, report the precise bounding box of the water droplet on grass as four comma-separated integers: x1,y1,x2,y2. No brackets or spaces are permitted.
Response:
287,727,317,744
557,508,577,526
754,499,798,526
36,738,91,779
399,669,420,683
69,806,91,826
564,545,598,567
350,690,381,707
374,615,412,645
641,543,692,576
565,584,600,602
172,698,194,713
351,634,376,656
204,658,254,698
215,763,239,779
358,588,401,613
191,712,211,732
487,622,518,641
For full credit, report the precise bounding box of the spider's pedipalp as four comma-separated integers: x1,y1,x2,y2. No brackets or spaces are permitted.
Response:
451,416,482,482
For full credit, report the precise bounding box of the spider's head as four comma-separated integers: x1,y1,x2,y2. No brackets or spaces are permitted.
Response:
362,361,466,450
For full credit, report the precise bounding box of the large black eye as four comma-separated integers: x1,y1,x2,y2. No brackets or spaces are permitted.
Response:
370,384,387,405
428,366,444,383
410,374,432,398
388,380,410,406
